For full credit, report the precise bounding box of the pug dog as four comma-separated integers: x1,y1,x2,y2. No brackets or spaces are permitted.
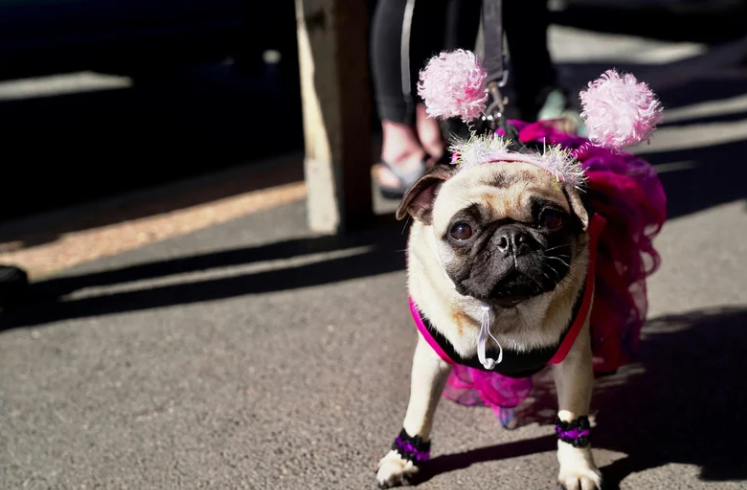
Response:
376,160,603,490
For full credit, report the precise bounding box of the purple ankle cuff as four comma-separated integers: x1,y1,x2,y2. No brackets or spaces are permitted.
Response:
392,429,431,464
555,416,591,448
556,426,591,439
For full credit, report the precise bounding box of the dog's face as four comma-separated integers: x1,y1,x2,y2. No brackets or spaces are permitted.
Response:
398,162,589,308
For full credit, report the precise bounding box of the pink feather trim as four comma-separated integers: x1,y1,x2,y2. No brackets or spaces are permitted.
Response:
580,70,663,150
417,50,488,122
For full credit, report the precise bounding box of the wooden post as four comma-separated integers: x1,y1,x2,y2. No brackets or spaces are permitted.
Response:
295,0,374,233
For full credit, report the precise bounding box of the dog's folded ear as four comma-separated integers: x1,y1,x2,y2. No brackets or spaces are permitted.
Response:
396,164,456,223
562,184,589,231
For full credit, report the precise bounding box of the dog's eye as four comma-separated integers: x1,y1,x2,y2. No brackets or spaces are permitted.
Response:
449,222,473,241
541,211,564,230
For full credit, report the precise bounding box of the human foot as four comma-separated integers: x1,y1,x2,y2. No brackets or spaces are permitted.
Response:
377,120,429,197
415,104,446,161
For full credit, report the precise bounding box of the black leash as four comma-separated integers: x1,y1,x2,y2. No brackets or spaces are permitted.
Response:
480,0,521,143
401,0,522,146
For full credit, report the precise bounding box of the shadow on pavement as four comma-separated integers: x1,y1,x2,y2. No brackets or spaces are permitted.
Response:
0,152,304,251
0,64,303,227
415,307,747,488
413,435,557,484
593,307,747,486
644,139,747,220
551,2,747,43
0,215,408,330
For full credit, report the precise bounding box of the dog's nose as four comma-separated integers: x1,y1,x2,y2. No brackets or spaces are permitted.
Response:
496,226,530,256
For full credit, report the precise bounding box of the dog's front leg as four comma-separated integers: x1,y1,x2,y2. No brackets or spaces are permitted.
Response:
552,320,602,490
376,335,451,488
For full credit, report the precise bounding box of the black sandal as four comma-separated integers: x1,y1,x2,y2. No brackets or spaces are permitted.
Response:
377,158,429,200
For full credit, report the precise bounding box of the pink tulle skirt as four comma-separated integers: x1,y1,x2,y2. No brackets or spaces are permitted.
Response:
442,120,667,417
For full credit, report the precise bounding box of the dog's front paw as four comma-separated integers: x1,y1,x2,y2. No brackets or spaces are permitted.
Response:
557,466,602,490
557,441,602,490
376,429,431,488
376,449,418,488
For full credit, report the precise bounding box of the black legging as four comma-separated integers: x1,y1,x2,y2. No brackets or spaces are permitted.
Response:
370,0,557,124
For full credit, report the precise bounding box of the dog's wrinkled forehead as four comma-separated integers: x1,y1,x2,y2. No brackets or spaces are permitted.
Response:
432,162,571,232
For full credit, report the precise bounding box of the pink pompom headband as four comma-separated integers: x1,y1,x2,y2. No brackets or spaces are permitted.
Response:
417,50,664,187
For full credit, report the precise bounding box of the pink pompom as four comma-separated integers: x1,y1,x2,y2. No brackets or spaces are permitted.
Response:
417,50,488,122
580,70,663,150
